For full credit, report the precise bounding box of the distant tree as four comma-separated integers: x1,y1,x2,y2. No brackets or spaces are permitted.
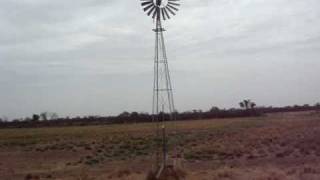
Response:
193,109,203,119
32,114,40,122
228,108,237,111
158,111,170,121
172,110,179,119
24,117,32,122
240,100,249,109
12,119,20,123
315,103,320,112
130,112,139,117
40,112,48,121
130,112,139,123
118,111,130,123
250,102,256,109
239,102,245,109
49,112,59,120
118,111,130,118
209,106,220,113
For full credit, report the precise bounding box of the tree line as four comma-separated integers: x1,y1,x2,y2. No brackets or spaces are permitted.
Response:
0,101,319,129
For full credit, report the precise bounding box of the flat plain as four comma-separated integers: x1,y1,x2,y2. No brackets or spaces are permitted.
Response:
1,111,320,180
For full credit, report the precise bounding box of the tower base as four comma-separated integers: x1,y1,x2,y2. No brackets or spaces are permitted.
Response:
146,164,186,180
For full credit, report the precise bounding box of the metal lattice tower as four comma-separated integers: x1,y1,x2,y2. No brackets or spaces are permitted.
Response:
140,0,180,175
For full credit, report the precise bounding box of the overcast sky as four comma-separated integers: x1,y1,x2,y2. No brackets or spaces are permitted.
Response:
0,0,320,119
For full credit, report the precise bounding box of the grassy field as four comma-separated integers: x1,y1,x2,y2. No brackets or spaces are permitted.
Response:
1,111,320,179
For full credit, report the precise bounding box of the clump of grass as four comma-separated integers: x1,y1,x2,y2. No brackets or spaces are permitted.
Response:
184,151,200,161
24,173,40,180
84,145,92,151
211,167,239,180
85,158,100,166
108,169,132,179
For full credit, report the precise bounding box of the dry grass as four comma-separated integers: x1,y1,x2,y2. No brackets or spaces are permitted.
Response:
1,111,320,179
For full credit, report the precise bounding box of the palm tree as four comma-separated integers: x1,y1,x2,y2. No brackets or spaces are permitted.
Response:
239,102,245,109
239,99,256,110
250,102,256,109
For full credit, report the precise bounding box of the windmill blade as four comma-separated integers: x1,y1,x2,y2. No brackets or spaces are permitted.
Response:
167,4,179,11
168,2,180,6
168,0,180,3
147,6,156,16
163,8,170,19
161,9,166,20
143,3,154,12
152,9,158,19
141,1,152,7
165,6,176,16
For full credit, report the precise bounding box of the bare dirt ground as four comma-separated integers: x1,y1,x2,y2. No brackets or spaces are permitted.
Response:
1,111,320,180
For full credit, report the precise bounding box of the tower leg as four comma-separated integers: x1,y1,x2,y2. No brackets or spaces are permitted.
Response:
152,18,177,178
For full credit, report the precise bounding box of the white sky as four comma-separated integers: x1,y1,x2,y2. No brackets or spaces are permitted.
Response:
0,0,320,119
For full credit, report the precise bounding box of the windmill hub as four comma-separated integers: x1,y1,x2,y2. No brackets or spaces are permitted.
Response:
154,0,168,8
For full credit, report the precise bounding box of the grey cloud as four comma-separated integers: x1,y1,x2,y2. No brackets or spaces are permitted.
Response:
0,0,320,119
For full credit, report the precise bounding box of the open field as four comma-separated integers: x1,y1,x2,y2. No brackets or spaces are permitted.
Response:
1,111,320,179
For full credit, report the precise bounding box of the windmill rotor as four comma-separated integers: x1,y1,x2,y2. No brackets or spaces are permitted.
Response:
141,0,180,20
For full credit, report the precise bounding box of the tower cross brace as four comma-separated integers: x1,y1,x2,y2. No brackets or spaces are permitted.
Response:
152,16,176,171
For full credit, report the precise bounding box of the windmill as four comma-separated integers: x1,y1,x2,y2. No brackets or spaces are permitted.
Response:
140,0,181,177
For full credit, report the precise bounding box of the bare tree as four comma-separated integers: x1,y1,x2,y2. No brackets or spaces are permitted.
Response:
40,112,59,121
49,113,59,120
40,112,48,121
